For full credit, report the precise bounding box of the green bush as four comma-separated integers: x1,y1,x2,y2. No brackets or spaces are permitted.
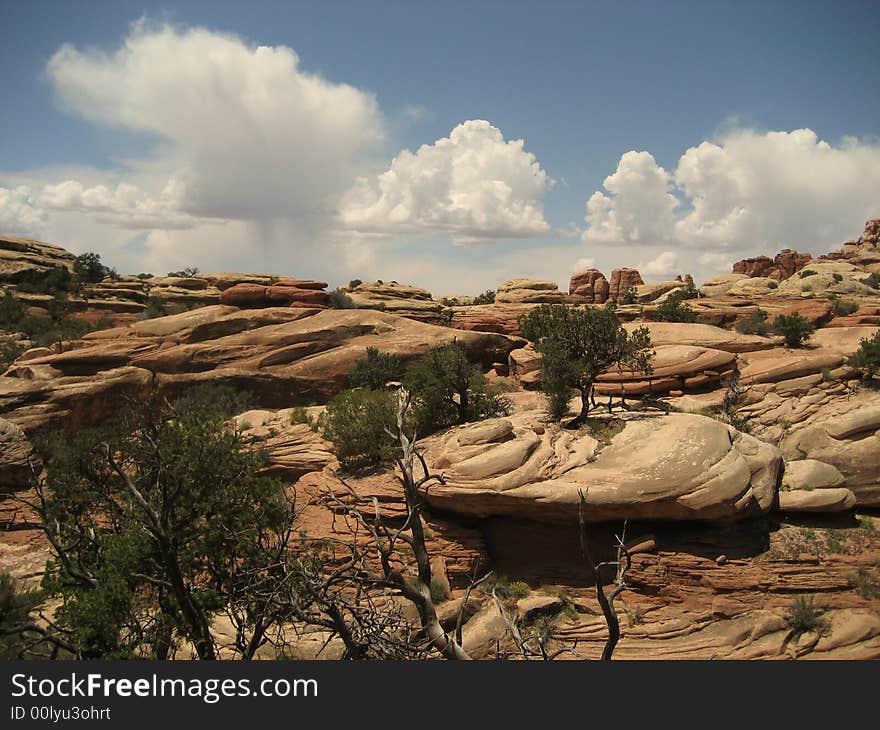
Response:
847,331,880,382
832,272,843,283
140,296,170,320
348,279,363,289
429,578,450,603
348,347,406,390
74,252,111,284
862,272,880,290
735,308,770,336
519,304,653,421
472,289,495,305
404,343,507,436
166,267,200,278
799,269,817,278
318,389,399,469
0,340,25,371
0,573,44,659
772,312,815,348
654,291,698,322
831,297,858,317
328,288,355,309
785,595,823,634
619,287,638,305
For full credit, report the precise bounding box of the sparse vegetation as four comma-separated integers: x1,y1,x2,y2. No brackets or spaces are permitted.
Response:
799,269,817,278
318,388,399,470
348,347,405,390
429,578,450,603
519,304,653,422
472,289,495,305
166,266,200,278
772,312,815,348
348,279,363,289
850,568,879,599
847,331,880,383
861,272,880,290
627,606,644,627
654,291,698,322
619,287,638,305
735,308,770,336
328,288,355,309
0,340,25,371
830,296,858,317
785,595,824,634
73,252,112,284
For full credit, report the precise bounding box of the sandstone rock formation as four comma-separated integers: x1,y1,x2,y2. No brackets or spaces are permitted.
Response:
0,235,76,284
495,278,564,304
608,268,644,301
421,410,782,523
732,249,812,280
219,280,330,308
568,269,609,303
0,307,524,432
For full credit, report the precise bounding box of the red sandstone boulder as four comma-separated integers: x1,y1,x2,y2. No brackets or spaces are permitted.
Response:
608,268,644,301
568,269,610,303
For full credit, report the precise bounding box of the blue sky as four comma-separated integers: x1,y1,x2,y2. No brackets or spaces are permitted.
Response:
1,0,878,292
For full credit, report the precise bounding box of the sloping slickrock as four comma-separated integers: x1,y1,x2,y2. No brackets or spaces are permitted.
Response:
420,411,782,523
0,235,75,283
780,406,880,506
346,281,444,318
450,302,537,336
0,308,524,431
809,326,880,356
726,277,780,297
0,418,33,490
699,274,750,298
771,262,877,298
738,348,845,386
622,321,774,353
636,281,685,303
594,345,737,396
495,279,564,304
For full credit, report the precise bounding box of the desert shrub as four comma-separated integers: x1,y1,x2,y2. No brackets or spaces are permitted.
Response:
348,347,406,390
678,281,699,300
140,296,170,320
799,269,817,278
472,289,496,305
847,331,880,382
619,287,638,305
288,406,312,426
772,313,815,348
328,288,355,309
627,606,644,627
861,272,880,289
484,575,530,599
0,573,45,659
768,280,778,289
404,343,508,436
135,273,153,280
832,272,843,283
166,267,200,278
318,389,399,469
348,279,363,289
0,340,25,371
0,291,26,328
654,291,698,322
520,304,653,421
820,367,834,382
73,252,111,284
16,266,79,295
830,296,858,316
25,386,291,660
785,595,824,633
735,308,770,336
850,568,879,599
429,578,450,603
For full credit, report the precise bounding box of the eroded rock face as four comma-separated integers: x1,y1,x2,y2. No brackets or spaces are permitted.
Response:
420,411,782,523
0,307,524,432
0,418,33,490
345,281,444,322
0,235,76,284
568,269,610,303
780,406,880,507
732,249,812,280
219,281,329,308
495,279,564,304
608,268,644,301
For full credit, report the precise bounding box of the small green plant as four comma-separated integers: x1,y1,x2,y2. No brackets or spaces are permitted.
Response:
141,296,169,320
785,595,824,634
847,331,880,383
826,529,846,554
799,269,817,278
850,568,879,599
348,279,363,289
832,272,844,283
861,272,880,289
619,287,638,305
654,291,698,322
318,388,400,470
830,297,858,316
288,406,312,426
472,289,496,305
858,516,876,533
348,348,405,390
820,367,834,382
627,606,644,627
429,578,450,603
772,312,815,348
735,308,770,336
328,288,355,309
483,575,530,600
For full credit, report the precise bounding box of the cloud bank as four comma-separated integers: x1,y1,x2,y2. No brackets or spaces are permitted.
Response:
583,129,880,265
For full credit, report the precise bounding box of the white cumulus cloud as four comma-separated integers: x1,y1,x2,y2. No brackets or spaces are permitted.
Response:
640,250,681,278
582,129,880,274
339,120,553,244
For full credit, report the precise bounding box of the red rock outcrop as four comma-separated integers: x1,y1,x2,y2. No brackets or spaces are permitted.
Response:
568,269,610,303
219,280,329,308
732,249,812,280
608,268,644,301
